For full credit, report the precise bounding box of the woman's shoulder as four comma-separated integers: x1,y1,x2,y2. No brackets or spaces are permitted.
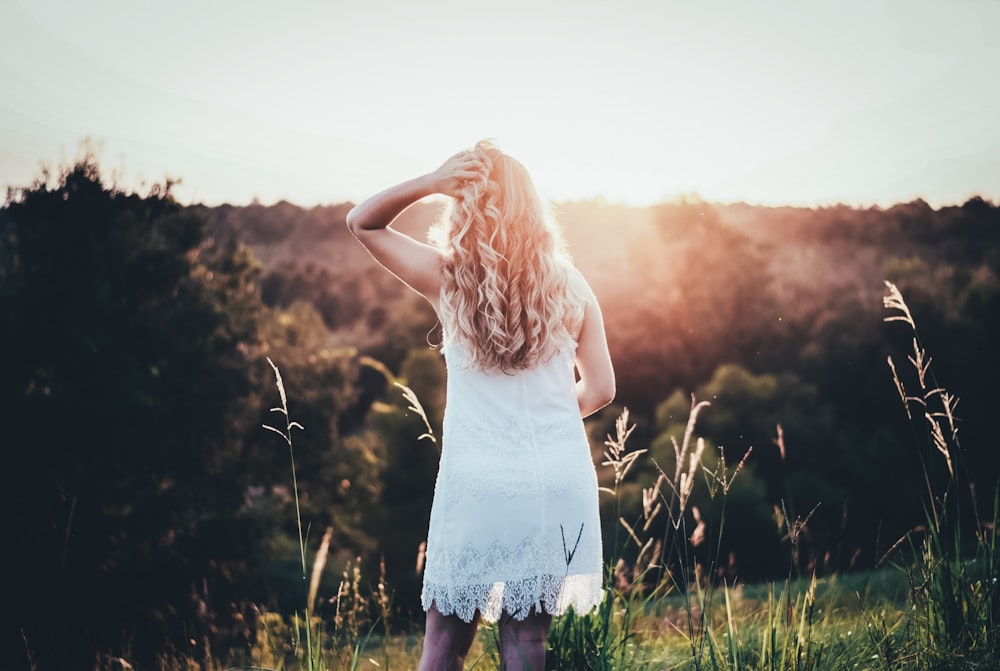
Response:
561,261,596,303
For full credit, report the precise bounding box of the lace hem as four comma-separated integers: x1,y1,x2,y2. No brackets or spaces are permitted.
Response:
422,572,605,623
421,536,603,622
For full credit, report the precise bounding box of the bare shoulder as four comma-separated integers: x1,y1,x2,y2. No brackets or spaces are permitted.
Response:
563,262,597,304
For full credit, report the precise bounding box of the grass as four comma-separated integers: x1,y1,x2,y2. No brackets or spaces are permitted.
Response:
86,282,998,670
881,281,999,669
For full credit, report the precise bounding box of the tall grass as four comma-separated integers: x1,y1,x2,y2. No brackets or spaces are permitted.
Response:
543,410,652,670
543,398,755,670
882,281,999,668
261,357,323,671
540,281,999,671
148,282,998,670
250,358,430,671
259,358,403,671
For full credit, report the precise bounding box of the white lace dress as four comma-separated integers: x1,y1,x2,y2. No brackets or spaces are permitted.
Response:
420,339,604,623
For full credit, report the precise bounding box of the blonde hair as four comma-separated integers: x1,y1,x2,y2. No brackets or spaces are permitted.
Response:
429,140,586,373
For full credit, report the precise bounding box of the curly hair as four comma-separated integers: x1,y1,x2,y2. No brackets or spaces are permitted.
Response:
428,140,586,373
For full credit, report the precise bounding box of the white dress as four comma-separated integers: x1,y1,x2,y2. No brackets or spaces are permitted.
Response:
420,337,604,623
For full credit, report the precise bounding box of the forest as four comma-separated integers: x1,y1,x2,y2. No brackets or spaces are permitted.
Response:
2,159,998,669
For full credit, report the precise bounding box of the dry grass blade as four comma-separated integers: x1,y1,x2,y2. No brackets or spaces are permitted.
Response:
670,437,707,528
925,413,955,477
394,381,437,445
720,445,752,496
636,536,658,572
690,506,706,547
887,356,915,419
938,391,960,441
703,444,751,497
774,423,786,462
358,355,396,382
642,475,665,531
358,355,437,446
262,423,290,444
674,397,711,488
602,408,643,488
267,356,288,410
908,338,932,390
619,516,643,548
883,280,916,328
781,501,821,544
308,526,334,614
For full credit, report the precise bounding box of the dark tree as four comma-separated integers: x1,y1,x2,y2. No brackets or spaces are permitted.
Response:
0,160,263,669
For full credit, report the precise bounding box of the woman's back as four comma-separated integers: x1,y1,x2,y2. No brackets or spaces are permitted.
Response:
443,338,580,433
422,338,604,622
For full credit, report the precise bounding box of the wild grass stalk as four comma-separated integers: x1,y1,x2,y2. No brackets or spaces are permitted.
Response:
545,398,763,670
585,392,870,671
261,359,391,671
882,281,1000,668
255,357,439,671
262,357,321,671
652,396,762,671
539,409,658,670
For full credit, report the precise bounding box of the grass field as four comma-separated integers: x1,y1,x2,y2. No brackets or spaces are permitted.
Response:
85,284,997,671
164,565,989,671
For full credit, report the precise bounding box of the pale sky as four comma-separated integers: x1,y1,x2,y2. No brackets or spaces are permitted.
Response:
2,0,999,208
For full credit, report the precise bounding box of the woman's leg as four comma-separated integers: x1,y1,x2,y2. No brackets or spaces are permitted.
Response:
498,609,551,671
417,604,481,671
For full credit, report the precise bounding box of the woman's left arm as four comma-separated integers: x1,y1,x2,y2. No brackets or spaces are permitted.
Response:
574,282,616,418
346,151,483,305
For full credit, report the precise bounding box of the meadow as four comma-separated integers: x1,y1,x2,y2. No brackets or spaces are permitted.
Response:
176,284,995,671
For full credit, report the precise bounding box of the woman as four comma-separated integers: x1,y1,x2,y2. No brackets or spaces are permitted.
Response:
346,140,615,671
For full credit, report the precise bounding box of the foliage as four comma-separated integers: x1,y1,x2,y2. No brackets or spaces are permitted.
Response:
646,365,840,580
218,193,1000,586
0,159,262,669
249,302,382,566
236,359,425,671
358,349,446,624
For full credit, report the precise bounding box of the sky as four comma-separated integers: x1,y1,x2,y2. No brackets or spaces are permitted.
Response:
2,0,999,209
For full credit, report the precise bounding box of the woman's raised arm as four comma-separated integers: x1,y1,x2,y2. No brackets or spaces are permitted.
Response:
345,151,483,305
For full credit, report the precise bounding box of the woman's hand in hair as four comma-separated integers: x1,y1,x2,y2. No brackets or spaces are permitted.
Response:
432,150,486,198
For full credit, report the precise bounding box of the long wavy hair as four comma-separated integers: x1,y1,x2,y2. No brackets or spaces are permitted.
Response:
429,140,585,373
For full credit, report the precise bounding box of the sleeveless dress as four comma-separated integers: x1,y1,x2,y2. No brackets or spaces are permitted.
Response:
420,337,605,622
